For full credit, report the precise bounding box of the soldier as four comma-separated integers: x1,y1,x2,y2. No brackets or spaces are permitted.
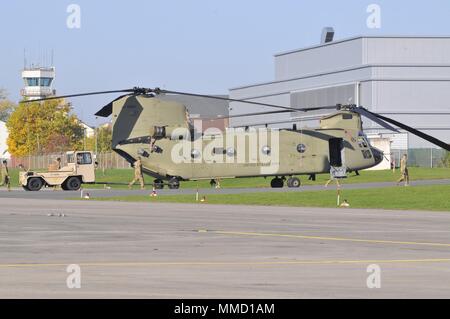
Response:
129,157,145,190
0,160,11,191
52,158,62,191
324,167,341,188
54,157,62,170
396,154,410,186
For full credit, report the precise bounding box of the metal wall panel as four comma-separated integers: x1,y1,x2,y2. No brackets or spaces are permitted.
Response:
364,38,450,65
274,38,363,80
371,80,450,112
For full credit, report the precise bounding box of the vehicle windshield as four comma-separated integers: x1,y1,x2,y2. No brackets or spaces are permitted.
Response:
76,152,92,165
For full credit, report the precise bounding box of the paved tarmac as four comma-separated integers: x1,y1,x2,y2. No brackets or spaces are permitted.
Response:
1,198,450,298
0,178,448,200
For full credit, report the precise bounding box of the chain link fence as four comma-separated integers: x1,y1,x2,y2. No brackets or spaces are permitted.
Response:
391,148,449,168
8,152,132,170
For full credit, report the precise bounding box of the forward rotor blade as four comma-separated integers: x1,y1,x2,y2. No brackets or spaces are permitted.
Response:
368,111,450,151
20,89,137,103
95,94,132,117
354,107,399,132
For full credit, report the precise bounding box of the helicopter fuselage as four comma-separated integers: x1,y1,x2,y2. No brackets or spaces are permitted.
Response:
109,95,383,182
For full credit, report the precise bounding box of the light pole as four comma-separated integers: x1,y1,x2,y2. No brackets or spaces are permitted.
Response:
95,117,98,156
83,127,86,151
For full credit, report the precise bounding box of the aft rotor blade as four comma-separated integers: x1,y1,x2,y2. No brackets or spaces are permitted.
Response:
160,89,302,111
368,111,450,151
20,89,137,103
354,107,399,132
203,105,338,120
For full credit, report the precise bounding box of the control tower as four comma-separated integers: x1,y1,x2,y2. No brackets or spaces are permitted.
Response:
21,66,56,100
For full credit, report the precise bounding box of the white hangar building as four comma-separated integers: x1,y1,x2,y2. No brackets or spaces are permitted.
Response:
229,36,450,156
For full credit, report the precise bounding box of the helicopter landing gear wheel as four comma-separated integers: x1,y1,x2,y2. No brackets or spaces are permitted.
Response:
287,177,301,188
270,177,284,188
154,179,164,189
168,177,180,189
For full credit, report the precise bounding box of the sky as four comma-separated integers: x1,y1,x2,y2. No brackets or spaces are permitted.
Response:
1,0,450,125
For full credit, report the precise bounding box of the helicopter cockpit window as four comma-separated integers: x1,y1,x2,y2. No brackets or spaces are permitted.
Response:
357,137,368,148
361,150,372,159
76,152,92,165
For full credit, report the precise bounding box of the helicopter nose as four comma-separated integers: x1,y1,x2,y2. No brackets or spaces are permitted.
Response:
371,147,384,166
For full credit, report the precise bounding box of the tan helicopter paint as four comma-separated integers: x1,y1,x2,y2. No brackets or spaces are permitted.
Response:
112,95,381,182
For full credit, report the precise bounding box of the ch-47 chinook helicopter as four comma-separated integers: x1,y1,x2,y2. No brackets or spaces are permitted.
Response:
26,87,450,189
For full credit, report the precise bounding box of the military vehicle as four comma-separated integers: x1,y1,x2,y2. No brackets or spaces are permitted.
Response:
19,151,95,191
24,87,450,189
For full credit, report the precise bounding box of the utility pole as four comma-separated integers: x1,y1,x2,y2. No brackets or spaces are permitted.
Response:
431,148,433,168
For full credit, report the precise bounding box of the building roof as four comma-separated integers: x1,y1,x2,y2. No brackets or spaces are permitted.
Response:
230,35,450,91
274,35,450,57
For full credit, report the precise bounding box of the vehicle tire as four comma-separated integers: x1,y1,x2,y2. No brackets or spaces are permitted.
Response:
154,179,164,189
287,177,301,188
27,177,43,191
168,177,180,190
270,177,284,188
22,185,31,191
65,177,81,191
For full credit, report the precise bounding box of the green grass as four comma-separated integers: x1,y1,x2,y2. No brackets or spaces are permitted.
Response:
7,167,450,190
89,184,450,212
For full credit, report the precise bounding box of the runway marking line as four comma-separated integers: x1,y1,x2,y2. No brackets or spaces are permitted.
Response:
213,230,450,248
2,258,450,269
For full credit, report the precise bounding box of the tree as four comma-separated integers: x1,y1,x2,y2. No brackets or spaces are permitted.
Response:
85,125,112,153
6,99,84,156
0,89,16,122
444,152,450,168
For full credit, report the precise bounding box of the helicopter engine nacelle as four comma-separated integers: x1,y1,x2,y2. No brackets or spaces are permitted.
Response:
151,126,167,138
150,125,189,140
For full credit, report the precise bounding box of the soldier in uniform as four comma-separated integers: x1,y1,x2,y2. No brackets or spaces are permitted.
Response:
55,157,62,170
396,154,410,186
129,157,145,189
0,160,11,191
